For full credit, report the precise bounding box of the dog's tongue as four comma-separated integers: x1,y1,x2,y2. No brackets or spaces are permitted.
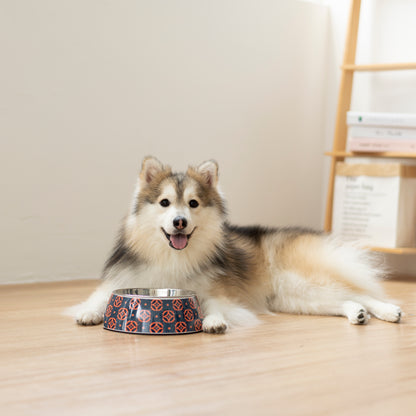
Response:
170,234,188,250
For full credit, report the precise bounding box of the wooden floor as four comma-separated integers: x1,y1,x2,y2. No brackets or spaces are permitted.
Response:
1,278,416,416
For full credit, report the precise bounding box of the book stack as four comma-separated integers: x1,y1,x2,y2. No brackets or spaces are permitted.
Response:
346,111,416,153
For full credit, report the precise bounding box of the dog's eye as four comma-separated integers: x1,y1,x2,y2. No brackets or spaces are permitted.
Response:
160,199,170,207
189,199,199,208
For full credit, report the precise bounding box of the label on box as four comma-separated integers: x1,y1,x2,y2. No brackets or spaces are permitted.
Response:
332,175,400,247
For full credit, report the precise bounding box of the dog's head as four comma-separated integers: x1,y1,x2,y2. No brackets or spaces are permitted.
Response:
125,157,226,260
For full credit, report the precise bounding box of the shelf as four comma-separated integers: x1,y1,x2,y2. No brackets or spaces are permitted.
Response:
342,62,416,71
367,246,416,255
325,151,416,159
324,0,416,238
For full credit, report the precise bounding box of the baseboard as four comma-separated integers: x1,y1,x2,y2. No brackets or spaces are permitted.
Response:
0,275,98,285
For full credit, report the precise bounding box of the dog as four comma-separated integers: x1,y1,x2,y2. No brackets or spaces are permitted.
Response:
68,156,401,333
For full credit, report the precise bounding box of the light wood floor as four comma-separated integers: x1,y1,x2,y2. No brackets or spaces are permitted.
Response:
1,277,416,416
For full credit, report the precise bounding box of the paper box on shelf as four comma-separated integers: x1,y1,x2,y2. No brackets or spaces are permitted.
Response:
332,163,416,248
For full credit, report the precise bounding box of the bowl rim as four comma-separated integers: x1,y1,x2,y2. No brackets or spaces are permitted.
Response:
112,288,198,299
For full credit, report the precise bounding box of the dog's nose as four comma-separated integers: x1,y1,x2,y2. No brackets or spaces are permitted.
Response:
173,216,187,230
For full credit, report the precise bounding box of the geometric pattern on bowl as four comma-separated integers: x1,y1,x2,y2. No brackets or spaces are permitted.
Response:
103,288,203,335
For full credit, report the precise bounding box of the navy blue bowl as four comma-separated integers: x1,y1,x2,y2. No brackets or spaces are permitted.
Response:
103,288,203,335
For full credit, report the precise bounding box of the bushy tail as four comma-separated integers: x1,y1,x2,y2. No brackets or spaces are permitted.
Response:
323,236,388,299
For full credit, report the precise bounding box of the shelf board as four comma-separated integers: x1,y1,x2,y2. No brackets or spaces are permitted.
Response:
367,246,416,255
342,62,416,71
325,151,416,159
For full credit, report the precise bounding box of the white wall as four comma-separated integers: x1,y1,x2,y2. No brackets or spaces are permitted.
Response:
0,1,329,283
323,0,416,276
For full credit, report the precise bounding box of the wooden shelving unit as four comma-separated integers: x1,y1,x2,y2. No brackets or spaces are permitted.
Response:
324,0,416,255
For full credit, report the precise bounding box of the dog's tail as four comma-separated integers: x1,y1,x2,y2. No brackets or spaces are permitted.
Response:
322,236,388,298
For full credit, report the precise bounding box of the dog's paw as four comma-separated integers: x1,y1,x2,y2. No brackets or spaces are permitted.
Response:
342,301,370,325
64,303,104,326
202,315,228,334
376,304,402,323
76,310,104,326
349,308,370,325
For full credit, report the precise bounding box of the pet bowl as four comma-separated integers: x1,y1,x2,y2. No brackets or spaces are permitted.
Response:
103,288,203,335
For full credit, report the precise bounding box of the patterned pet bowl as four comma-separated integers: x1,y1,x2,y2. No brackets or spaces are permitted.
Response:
103,288,203,335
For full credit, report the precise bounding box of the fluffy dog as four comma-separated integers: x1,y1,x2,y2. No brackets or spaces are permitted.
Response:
68,156,401,333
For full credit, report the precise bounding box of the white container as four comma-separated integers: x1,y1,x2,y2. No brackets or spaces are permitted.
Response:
332,163,416,248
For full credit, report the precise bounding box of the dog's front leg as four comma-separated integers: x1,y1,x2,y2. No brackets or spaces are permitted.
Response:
201,297,229,334
201,297,259,334
65,280,116,326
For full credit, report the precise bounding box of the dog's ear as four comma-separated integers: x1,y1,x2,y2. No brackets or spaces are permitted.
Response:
196,160,219,187
139,156,165,184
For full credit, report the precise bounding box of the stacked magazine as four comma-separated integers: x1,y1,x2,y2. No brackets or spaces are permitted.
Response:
346,111,416,153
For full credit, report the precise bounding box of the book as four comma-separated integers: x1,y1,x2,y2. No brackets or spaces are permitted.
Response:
347,137,416,152
348,125,416,141
347,111,416,128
